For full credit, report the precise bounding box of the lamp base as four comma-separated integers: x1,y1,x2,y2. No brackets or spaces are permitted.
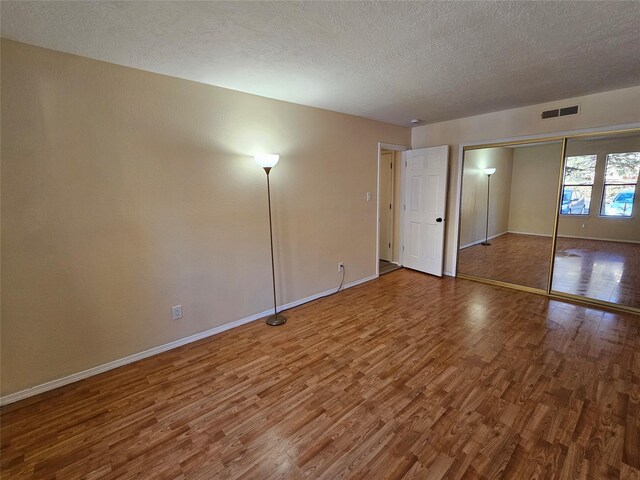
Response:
266,313,286,326
480,242,491,246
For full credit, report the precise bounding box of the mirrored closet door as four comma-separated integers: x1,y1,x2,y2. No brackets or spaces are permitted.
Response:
457,140,563,292
551,131,640,309
457,128,640,314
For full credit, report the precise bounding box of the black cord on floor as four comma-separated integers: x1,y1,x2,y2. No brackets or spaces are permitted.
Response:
280,265,346,313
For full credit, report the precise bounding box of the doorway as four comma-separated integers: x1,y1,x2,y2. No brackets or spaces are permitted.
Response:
377,143,408,276
379,149,394,263
379,149,400,275
377,142,450,278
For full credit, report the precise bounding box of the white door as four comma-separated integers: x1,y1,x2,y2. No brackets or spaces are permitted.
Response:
378,152,394,261
402,146,449,276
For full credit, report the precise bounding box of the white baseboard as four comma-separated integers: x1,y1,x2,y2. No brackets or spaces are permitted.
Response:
557,234,640,244
0,274,377,406
460,231,508,250
508,230,640,244
509,230,640,243
380,260,401,267
507,230,552,237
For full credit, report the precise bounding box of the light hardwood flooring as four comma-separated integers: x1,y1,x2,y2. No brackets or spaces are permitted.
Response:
2,269,639,479
458,233,640,308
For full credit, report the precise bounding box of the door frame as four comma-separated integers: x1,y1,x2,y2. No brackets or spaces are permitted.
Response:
377,142,409,277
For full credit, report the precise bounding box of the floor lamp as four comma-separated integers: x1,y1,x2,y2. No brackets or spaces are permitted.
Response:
255,154,286,326
481,167,496,246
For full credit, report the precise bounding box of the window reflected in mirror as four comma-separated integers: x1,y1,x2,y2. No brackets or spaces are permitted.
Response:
600,152,639,217
560,155,596,215
552,131,640,309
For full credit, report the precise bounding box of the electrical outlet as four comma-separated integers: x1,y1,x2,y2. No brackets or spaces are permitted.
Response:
338,262,344,272
172,305,183,320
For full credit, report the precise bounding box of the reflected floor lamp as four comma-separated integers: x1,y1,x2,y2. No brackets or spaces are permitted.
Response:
481,167,496,246
255,154,286,326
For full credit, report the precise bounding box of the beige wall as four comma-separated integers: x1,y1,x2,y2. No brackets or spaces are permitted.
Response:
0,40,409,396
460,148,513,246
412,85,640,274
508,143,563,236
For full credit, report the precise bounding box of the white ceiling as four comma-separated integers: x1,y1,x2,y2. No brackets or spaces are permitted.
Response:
2,1,639,126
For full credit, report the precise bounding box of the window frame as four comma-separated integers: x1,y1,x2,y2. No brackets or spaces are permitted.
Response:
599,152,639,219
560,155,597,217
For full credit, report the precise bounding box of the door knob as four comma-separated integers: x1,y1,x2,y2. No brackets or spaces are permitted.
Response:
436,218,443,222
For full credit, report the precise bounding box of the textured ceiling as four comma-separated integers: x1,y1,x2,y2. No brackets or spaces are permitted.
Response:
2,1,639,126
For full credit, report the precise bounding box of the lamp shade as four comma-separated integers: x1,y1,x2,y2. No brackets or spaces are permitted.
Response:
255,154,280,168
484,167,496,176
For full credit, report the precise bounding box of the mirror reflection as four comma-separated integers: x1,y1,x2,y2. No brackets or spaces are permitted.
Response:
458,141,563,290
552,131,640,308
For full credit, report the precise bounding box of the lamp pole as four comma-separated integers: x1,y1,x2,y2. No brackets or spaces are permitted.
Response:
481,168,495,246
263,167,285,326
255,153,286,327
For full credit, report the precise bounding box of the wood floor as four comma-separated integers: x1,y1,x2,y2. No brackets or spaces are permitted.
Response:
553,237,640,309
2,269,639,479
379,260,401,276
458,233,640,308
458,233,554,290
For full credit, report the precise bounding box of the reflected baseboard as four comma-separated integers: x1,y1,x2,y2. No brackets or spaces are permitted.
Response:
460,231,508,250
507,230,640,244
557,234,640,244
507,230,552,238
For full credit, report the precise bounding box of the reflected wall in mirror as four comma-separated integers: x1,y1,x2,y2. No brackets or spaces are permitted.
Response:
552,131,640,308
458,141,563,290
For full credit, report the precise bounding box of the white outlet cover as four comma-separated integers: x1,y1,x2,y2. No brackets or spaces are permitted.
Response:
172,305,183,320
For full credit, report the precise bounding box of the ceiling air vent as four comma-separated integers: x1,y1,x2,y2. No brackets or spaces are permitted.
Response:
542,104,580,119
